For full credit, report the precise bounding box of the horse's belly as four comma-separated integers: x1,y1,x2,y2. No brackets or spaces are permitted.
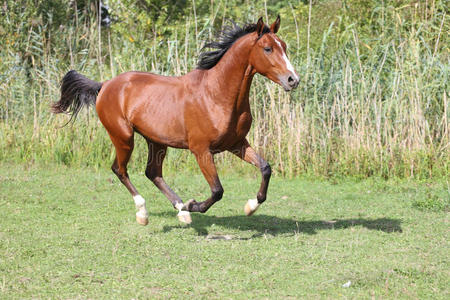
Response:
127,100,186,148
133,116,188,149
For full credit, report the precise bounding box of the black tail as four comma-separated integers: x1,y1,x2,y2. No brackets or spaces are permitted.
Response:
52,70,103,123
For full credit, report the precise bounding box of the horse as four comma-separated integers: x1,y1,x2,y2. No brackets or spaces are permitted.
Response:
52,16,299,226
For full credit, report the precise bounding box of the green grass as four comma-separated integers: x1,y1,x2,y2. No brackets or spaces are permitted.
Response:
0,163,448,299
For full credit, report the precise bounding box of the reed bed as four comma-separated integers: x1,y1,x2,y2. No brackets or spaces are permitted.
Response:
0,0,448,178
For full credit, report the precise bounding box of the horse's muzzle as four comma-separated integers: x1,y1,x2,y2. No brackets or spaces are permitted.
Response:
280,73,299,91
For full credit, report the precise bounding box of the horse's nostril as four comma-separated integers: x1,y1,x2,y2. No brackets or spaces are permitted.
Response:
288,76,294,83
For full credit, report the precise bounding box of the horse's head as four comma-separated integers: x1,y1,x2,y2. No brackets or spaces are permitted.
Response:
249,16,299,91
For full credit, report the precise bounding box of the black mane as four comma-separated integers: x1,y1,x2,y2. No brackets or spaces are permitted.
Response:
197,21,270,70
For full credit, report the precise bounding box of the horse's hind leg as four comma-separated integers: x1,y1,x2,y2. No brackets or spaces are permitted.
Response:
228,139,271,216
109,127,149,226
144,140,191,224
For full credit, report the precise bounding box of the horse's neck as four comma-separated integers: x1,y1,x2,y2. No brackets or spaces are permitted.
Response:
205,35,255,114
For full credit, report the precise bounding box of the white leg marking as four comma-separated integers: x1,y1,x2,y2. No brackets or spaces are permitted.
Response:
247,199,260,211
133,194,148,218
245,199,260,216
175,202,184,211
177,211,192,224
175,202,191,224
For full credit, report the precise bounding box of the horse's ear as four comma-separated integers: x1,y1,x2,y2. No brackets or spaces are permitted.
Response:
270,15,280,33
256,17,265,37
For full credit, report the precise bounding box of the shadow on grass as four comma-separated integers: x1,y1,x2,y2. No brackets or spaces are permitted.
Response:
155,212,402,237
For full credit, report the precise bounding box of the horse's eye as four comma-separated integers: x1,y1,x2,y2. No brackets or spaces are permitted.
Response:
264,47,272,54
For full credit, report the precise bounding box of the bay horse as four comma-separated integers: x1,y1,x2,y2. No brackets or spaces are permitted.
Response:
52,16,299,225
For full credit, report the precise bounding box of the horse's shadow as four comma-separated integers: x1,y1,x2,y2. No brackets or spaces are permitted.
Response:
156,211,402,237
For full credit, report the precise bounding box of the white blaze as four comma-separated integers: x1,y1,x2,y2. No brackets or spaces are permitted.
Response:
275,39,299,81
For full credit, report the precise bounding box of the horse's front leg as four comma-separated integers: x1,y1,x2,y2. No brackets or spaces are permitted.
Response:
228,139,271,216
184,149,223,213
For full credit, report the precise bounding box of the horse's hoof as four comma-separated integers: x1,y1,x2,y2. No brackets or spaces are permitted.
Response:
136,212,149,226
244,199,260,216
183,199,197,211
177,210,192,224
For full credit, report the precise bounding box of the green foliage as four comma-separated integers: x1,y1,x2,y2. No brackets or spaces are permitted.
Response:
0,0,448,179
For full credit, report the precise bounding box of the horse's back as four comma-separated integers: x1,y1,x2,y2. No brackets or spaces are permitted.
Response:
96,71,189,148
96,71,181,109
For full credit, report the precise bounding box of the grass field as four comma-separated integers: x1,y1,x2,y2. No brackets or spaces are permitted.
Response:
0,163,448,299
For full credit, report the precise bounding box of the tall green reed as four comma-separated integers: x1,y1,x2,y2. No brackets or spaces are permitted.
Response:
0,0,448,179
